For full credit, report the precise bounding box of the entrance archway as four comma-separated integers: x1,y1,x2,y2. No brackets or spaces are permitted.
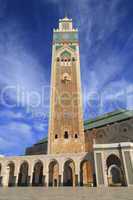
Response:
80,160,93,186
49,160,59,187
109,165,122,184
8,162,15,187
18,162,29,186
63,160,75,186
32,161,43,186
106,154,124,186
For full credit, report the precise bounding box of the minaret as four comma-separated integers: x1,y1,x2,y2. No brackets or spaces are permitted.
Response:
48,17,85,154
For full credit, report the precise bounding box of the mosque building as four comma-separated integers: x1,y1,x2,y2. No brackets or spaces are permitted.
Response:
0,17,133,187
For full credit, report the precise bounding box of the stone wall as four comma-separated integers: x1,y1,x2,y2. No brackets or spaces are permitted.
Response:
94,118,133,144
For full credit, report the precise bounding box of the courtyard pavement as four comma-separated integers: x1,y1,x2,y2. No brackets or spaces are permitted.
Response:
0,187,133,200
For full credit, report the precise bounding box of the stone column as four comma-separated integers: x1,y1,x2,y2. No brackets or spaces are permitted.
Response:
28,173,33,186
102,154,108,186
75,169,80,186
59,162,64,186
15,174,19,187
28,164,34,186
75,174,79,186
75,161,80,186
14,164,20,186
59,172,63,186
44,172,49,187
122,150,133,186
2,166,9,187
78,173,81,186
94,151,108,187
73,173,76,187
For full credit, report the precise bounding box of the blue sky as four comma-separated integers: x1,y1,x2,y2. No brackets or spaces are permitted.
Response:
0,0,133,156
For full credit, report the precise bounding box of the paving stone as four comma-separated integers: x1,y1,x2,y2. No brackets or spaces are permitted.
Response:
0,187,133,200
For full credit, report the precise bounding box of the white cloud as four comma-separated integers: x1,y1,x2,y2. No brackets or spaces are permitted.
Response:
0,110,24,119
64,0,133,116
0,121,33,151
0,19,48,112
33,122,47,132
0,137,15,151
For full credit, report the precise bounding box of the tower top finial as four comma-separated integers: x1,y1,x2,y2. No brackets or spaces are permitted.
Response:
65,14,67,18
65,12,68,18
59,16,72,22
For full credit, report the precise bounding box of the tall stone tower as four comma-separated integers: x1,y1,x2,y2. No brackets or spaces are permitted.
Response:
48,17,85,154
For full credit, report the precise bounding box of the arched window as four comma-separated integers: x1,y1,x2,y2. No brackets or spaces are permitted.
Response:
55,134,58,139
64,131,68,139
57,57,60,62
75,134,78,139
72,57,76,62
60,50,71,66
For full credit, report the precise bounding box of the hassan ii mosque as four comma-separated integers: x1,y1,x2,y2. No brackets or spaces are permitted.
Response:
0,17,133,187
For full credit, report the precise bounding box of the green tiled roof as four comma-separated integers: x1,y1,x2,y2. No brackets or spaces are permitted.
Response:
35,110,133,145
84,109,133,130
35,137,48,145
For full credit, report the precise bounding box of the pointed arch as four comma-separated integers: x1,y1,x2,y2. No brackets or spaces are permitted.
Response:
106,154,125,186
18,161,29,186
49,159,59,187
63,159,75,186
32,161,44,186
80,160,93,186
60,50,71,59
56,46,76,58
7,162,15,187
